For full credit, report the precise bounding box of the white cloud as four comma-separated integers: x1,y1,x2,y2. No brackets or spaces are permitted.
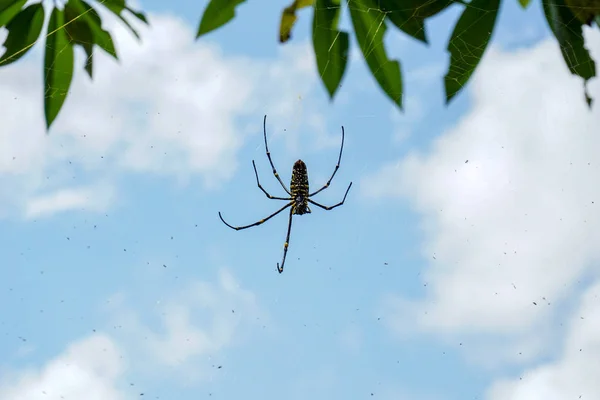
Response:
486,281,600,399
0,9,323,217
24,184,115,219
0,334,127,400
108,269,265,383
390,95,424,145
0,269,263,396
409,62,446,85
365,28,600,362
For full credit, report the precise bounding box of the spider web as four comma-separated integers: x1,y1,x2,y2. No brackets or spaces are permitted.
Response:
311,0,599,106
0,0,598,132
0,0,153,130
1,0,596,204
1,3,599,398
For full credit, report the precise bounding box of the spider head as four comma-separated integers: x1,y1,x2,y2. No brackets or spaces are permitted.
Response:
293,159,307,172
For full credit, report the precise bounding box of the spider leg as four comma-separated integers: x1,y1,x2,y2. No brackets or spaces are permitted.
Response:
252,160,292,200
309,125,345,197
219,202,292,231
277,207,294,274
308,182,352,211
263,115,292,195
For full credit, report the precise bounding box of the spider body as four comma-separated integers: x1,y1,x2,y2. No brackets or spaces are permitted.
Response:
290,160,311,215
218,115,352,274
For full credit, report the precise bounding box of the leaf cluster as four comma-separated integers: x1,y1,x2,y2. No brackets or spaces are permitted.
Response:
1,0,598,132
197,0,599,110
0,0,147,129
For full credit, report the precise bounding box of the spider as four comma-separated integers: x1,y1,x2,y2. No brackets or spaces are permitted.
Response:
218,115,353,274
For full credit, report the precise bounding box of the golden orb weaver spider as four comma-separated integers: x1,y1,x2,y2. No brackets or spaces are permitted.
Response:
218,115,353,274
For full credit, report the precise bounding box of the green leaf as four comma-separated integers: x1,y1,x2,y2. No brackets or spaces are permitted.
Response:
45,7,75,129
64,1,95,78
80,0,117,58
349,0,403,108
585,91,593,107
518,0,532,8
543,0,596,108
563,0,599,25
312,0,349,98
0,0,27,28
280,0,314,43
378,0,428,43
197,0,245,38
97,0,144,40
126,6,148,24
68,0,118,59
0,3,44,66
101,0,126,13
111,13,141,40
410,0,454,19
444,0,500,104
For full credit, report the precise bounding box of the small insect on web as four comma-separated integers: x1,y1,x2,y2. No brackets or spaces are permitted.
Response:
218,115,353,274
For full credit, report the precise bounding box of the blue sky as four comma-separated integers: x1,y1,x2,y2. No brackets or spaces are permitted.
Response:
1,0,600,399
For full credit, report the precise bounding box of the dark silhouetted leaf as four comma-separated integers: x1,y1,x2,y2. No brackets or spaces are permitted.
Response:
69,0,118,59
444,0,500,104
349,0,403,108
586,91,593,107
0,3,44,66
378,0,428,43
563,0,600,25
543,0,596,108
45,7,75,129
98,0,148,40
197,0,245,38
126,6,148,24
312,0,348,97
101,0,126,13
64,1,94,78
0,0,27,28
280,0,313,43
410,0,453,19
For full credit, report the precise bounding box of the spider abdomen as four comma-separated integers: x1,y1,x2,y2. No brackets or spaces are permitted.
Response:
290,159,310,215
